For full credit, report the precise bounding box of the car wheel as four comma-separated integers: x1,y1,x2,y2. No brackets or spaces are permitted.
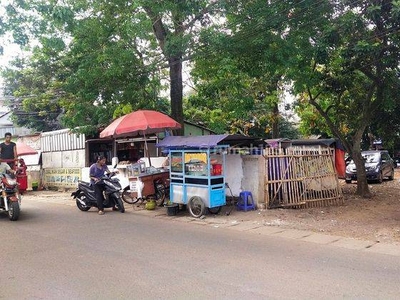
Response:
388,168,394,180
377,172,383,184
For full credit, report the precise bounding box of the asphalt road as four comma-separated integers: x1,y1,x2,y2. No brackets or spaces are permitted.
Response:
1,197,400,300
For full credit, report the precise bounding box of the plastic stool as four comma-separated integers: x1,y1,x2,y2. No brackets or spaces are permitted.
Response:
237,191,256,211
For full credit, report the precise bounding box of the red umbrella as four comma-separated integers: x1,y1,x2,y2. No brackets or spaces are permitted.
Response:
100,110,181,138
16,142,38,156
100,110,181,166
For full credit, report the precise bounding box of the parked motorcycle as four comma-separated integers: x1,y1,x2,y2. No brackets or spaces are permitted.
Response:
71,172,125,213
0,172,21,221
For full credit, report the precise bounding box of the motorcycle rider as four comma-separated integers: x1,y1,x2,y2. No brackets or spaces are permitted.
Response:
0,161,15,175
89,155,116,215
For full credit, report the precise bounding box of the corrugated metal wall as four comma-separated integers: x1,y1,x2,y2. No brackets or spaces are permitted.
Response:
40,129,86,152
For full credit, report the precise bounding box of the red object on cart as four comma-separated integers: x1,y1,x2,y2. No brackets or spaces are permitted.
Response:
16,158,28,194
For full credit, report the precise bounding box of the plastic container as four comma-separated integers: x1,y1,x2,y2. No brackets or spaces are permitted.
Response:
212,164,222,175
17,174,27,193
145,200,156,210
166,203,179,216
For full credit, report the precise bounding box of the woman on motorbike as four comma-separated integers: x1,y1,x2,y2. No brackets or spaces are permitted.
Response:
89,155,112,215
0,161,15,175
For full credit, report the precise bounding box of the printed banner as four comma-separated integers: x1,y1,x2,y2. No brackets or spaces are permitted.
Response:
44,168,81,187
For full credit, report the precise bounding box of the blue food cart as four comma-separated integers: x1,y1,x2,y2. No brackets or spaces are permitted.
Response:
157,135,228,218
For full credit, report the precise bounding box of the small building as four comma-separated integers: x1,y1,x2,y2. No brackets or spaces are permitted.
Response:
35,121,216,190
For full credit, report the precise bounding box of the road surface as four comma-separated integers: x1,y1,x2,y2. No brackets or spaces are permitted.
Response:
1,196,399,299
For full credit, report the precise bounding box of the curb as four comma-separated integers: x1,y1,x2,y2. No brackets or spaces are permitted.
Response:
142,207,400,257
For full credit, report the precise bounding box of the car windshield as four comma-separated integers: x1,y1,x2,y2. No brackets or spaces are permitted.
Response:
362,153,380,163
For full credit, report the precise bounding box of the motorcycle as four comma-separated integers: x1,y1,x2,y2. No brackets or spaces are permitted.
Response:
0,172,21,221
71,171,125,213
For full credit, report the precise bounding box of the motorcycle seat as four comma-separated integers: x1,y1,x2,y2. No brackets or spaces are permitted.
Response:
78,181,92,188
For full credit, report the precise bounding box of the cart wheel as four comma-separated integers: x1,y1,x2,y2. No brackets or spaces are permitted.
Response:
207,206,222,214
188,196,205,218
121,186,139,204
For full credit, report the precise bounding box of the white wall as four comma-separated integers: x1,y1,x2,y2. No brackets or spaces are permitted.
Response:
42,149,86,168
241,155,265,208
225,154,265,208
225,154,243,197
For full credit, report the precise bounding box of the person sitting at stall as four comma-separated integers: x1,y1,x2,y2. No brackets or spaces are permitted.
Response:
89,155,116,215
161,150,170,170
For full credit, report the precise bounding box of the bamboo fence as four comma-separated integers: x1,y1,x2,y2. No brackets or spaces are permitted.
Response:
264,146,343,208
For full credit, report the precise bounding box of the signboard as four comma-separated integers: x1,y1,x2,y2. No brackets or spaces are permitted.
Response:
44,168,81,187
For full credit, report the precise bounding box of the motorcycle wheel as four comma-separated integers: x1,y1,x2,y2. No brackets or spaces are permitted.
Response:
8,201,20,221
155,183,166,206
115,196,125,213
76,196,91,211
121,186,139,204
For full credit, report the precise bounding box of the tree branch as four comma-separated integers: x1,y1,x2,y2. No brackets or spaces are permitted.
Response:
143,6,168,53
182,0,220,31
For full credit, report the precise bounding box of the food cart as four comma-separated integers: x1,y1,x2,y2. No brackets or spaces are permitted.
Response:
125,162,170,205
157,135,228,218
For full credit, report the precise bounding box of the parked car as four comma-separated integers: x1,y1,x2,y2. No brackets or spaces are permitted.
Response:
345,150,395,184
393,157,400,168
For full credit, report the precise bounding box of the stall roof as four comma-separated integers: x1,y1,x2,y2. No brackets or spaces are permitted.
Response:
156,134,229,148
291,138,345,150
157,134,266,149
265,138,292,149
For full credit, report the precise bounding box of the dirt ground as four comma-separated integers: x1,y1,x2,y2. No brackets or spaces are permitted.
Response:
249,169,400,245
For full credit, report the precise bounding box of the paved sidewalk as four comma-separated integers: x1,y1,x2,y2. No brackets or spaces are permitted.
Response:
23,190,400,257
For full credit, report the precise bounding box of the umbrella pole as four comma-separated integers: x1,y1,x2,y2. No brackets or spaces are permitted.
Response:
143,134,152,167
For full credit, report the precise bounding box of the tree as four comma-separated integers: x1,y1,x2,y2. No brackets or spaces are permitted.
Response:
1,0,223,135
287,0,400,197
189,0,399,198
187,0,293,137
1,48,66,132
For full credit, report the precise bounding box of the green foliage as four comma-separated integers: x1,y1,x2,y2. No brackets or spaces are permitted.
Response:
187,0,298,138
290,0,400,152
1,0,169,134
0,0,399,174
1,0,222,135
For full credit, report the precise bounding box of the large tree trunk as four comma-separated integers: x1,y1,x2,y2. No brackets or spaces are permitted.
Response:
351,149,371,197
169,56,184,136
144,7,185,136
272,102,279,138
349,130,371,197
309,91,371,198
